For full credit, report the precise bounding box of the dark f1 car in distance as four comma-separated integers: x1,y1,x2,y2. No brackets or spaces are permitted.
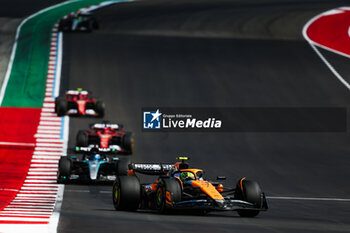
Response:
57,147,130,183
76,122,134,155
58,10,99,32
112,157,268,217
55,89,105,117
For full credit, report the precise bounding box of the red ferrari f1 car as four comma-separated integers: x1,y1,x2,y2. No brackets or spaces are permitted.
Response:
55,89,105,117
112,157,268,217
76,122,134,155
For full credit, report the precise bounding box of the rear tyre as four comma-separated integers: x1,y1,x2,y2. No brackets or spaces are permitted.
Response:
95,100,105,117
122,132,134,155
109,136,121,146
155,179,181,213
112,176,140,210
76,130,89,147
235,179,262,217
55,98,67,116
58,157,72,183
116,157,131,176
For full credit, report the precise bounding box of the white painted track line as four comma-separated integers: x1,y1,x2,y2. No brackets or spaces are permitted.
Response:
302,7,350,91
0,1,127,232
267,196,350,202
0,142,35,147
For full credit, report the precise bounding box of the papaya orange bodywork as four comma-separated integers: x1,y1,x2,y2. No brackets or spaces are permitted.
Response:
239,177,246,191
127,169,136,176
180,168,224,201
165,191,172,205
191,180,224,200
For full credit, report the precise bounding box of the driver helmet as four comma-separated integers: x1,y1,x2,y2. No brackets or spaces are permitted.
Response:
180,171,195,181
94,153,101,161
79,93,87,100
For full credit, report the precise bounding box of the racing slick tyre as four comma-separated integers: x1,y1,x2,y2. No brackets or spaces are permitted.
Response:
58,157,72,183
95,100,105,117
116,157,131,176
92,19,99,29
235,179,262,217
122,132,134,155
86,20,93,32
55,98,67,116
155,179,181,214
76,130,89,147
109,136,121,146
58,20,66,31
58,24,63,31
112,176,140,211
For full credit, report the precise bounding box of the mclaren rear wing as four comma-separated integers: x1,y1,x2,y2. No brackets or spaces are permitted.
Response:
130,163,174,175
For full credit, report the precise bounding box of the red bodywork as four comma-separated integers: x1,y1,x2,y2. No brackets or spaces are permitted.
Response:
85,124,125,148
64,90,97,115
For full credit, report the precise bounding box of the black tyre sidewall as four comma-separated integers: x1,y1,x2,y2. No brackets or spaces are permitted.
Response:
112,176,140,210
55,98,67,116
156,179,181,213
242,180,262,207
95,101,105,117
59,157,72,177
93,19,99,29
116,157,131,176
76,130,89,147
236,179,262,217
122,132,134,155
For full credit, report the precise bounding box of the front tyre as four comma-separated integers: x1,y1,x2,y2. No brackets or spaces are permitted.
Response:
55,98,67,116
122,132,134,155
92,19,99,29
235,179,262,217
155,179,181,213
58,157,72,183
95,100,105,117
76,130,89,147
112,176,140,211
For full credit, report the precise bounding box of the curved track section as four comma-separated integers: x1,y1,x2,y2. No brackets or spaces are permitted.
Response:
0,0,66,18
59,0,350,232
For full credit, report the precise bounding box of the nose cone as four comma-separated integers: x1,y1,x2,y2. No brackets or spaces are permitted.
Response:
89,160,99,180
191,180,225,201
77,100,86,114
100,135,110,148
214,199,225,208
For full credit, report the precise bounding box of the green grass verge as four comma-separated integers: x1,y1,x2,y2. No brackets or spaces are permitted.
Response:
1,0,120,107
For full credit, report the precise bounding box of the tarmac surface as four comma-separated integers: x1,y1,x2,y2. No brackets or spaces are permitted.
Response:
0,0,66,95
58,0,350,232
2,0,350,232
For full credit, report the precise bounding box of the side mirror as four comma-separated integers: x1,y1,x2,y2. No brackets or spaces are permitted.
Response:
216,176,226,181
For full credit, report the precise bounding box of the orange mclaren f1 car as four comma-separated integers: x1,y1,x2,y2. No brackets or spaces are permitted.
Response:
112,157,268,217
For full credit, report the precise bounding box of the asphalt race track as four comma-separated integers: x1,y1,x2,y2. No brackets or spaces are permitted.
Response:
52,0,350,232
0,0,66,17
